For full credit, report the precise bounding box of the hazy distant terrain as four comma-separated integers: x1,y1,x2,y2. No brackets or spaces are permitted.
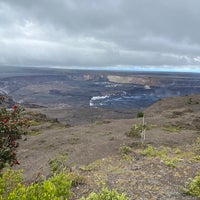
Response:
1,67,200,110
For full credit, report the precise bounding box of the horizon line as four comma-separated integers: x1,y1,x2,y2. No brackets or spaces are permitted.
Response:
1,65,200,73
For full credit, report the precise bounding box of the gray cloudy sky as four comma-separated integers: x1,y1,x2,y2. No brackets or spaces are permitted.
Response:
0,0,200,71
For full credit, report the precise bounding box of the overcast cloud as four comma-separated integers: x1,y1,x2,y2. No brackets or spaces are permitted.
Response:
0,0,200,71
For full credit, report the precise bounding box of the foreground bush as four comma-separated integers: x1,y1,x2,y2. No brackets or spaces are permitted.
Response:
0,169,22,199
0,169,129,200
184,172,200,198
0,169,71,200
0,101,29,171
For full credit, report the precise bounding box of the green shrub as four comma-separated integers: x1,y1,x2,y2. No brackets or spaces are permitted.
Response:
29,120,41,126
120,145,132,155
140,146,159,157
140,146,170,159
184,172,200,198
79,161,100,172
196,137,200,144
162,157,178,168
161,126,183,132
187,98,192,105
0,169,22,199
119,145,133,161
29,129,41,136
48,154,68,174
80,187,129,200
125,124,143,138
3,172,71,200
137,112,144,118
67,173,85,187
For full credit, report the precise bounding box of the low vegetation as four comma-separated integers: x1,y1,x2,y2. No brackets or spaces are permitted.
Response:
80,187,129,200
140,146,179,168
125,124,145,138
137,112,144,118
119,144,134,161
161,125,183,132
0,169,128,200
48,154,68,174
0,169,71,200
184,171,200,198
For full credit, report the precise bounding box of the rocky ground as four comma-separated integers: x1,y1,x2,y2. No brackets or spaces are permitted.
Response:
14,94,200,199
